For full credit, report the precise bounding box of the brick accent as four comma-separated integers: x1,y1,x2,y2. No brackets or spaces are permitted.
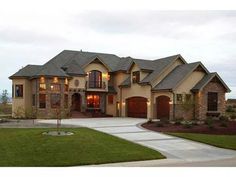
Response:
195,81,226,120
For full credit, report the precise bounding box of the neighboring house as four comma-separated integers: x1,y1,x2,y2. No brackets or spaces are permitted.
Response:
9,50,230,120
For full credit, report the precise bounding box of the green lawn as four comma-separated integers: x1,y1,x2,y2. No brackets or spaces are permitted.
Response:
168,133,236,150
0,128,165,166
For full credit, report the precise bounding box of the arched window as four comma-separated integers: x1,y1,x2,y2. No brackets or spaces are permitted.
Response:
89,70,102,88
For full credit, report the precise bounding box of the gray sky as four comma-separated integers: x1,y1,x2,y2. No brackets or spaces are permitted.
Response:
0,9,236,98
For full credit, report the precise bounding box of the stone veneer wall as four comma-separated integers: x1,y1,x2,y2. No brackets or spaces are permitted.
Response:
35,78,70,118
195,81,226,120
173,104,194,120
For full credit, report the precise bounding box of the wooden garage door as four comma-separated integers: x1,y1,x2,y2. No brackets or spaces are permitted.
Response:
127,97,147,118
156,96,170,120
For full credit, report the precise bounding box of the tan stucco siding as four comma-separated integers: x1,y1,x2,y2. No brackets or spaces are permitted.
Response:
120,64,152,118
84,63,109,92
140,71,149,81
12,79,32,117
151,59,184,87
106,94,117,116
175,71,206,93
113,72,129,97
69,76,86,89
121,84,152,118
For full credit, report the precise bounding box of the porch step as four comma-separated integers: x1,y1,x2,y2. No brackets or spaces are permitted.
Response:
71,111,90,118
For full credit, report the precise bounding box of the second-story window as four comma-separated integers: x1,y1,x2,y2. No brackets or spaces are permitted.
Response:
132,71,140,83
89,70,102,88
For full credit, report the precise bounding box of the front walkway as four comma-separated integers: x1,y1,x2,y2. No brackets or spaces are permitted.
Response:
39,118,236,166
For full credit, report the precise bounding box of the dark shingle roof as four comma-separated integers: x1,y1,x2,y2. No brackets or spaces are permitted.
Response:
34,62,69,77
140,55,183,84
192,72,231,92
153,62,202,91
108,86,117,94
9,50,186,83
65,60,85,75
119,76,131,87
9,65,42,79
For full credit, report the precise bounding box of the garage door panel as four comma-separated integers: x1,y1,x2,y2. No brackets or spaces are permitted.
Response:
127,97,147,118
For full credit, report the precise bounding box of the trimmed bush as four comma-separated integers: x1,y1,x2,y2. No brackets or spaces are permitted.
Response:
156,122,164,127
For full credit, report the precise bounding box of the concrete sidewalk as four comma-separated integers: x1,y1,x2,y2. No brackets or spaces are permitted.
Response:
39,118,236,166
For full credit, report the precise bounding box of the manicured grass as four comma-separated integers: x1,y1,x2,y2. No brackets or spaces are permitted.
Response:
0,128,165,166
168,133,236,150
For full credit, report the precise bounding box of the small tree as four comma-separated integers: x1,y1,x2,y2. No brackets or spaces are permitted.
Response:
180,97,195,120
0,90,9,105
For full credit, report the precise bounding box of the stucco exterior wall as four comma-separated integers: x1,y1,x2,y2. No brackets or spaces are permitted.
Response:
175,71,205,93
69,76,86,89
106,94,117,116
12,79,32,118
121,64,152,118
84,62,109,92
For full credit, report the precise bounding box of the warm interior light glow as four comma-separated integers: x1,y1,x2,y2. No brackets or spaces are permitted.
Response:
65,78,68,85
40,77,45,83
122,101,125,106
53,77,59,83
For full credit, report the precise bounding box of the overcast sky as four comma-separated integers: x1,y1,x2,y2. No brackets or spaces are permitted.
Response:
0,5,235,98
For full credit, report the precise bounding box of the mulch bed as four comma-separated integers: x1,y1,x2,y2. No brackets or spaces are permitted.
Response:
142,121,236,135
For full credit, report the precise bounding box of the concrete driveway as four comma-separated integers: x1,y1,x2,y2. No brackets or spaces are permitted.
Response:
39,118,236,166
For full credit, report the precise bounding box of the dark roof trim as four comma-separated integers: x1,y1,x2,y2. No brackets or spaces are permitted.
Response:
192,72,231,93
82,55,112,71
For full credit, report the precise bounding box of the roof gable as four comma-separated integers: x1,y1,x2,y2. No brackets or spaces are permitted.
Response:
153,62,209,91
140,54,186,84
192,72,231,92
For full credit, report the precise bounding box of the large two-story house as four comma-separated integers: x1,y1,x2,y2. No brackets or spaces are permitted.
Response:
9,50,230,120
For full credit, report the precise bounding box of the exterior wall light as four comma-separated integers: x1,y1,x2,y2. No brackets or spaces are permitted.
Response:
169,100,173,105
147,100,151,106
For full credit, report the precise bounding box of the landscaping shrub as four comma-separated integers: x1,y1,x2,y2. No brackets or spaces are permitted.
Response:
156,122,164,127
146,119,154,124
220,122,228,127
230,113,236,120
219,115,229,122
181,120,193,129
204,117,213,125
226,105,235,112
173,117,183,126
208,124,215,129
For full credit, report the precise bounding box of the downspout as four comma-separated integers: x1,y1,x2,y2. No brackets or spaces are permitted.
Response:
119,86,122,117
35,78,38,118
172,92,175,120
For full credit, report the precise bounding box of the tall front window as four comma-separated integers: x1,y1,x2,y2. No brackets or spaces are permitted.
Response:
51,94,61,108
39,94,46,108
15,85,23,98
208,92,218,111
87,94,100,108
132,71,140,83
89,70,102,88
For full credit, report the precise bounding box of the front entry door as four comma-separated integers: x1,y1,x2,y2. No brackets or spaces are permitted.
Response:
156,96,170,120
72,93,81,111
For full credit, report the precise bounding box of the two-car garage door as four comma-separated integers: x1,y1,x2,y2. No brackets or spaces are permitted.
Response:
126,97,147,118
